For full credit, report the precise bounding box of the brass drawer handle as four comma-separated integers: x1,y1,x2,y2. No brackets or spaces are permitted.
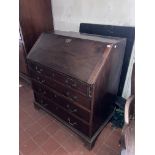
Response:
35,66,38,70
55,105,59,110
42,80,45,83
65,79,68,83
35,66,43,74
70,109,77,113
66,104,70,108
73,96,77,100
38,88,46,95
67,118,77,126
37,77,45,83
51,73,55,78
72,83,77,87
40,99,43,104
38,88,42,93
65,78,77,88
40,100,48,107
37,88,46,95
71,96,77,101
43,103,48,107
66,92,77,101
66,104,77,113
43,91,46,95
66,91,70,96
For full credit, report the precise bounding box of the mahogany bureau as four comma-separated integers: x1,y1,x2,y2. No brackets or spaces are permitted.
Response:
27,31,126,149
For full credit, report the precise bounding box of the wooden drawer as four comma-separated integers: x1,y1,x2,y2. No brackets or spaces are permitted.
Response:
34,93,90,136
51,104,90,137
32,80,91,109
34,92,51,109
27,61,91,97
30,70,91,109
34,91,90,122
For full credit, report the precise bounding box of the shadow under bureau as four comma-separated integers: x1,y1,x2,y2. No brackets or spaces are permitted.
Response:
27,31,126,149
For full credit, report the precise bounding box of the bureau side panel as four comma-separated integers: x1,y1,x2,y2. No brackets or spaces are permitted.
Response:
91,39,126,135
106,39,126,95
91,55,113,135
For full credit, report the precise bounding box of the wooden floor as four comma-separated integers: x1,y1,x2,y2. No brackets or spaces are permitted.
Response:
19,79,122,155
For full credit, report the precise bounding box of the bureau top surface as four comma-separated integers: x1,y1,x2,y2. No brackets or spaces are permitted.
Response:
27,31,124,83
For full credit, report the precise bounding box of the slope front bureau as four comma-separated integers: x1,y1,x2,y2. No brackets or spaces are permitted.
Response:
27,31,126,149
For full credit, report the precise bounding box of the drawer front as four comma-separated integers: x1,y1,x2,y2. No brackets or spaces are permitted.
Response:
27,61,50,77
32,79,91,109
34,93,90,136
27,61,91,97
30,71,91,109
34,90,90,122
34,92,51,109
51,104,90,137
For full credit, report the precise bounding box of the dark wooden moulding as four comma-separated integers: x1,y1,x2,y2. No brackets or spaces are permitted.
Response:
27,31,126,149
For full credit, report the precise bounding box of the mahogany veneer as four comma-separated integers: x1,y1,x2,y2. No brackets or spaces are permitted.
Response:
27,31,126,149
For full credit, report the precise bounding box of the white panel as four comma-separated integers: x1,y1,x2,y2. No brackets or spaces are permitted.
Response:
122,46,135,98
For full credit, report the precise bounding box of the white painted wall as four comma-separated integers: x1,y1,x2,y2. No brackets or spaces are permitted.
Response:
51,0,135,98
51,0,134,32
